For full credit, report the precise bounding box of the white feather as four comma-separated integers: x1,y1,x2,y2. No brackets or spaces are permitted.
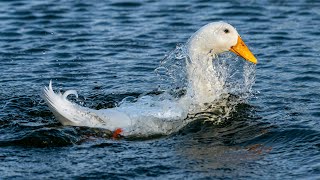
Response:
41,81,132,131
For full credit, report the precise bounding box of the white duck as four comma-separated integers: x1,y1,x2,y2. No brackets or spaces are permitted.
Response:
42,22,257,137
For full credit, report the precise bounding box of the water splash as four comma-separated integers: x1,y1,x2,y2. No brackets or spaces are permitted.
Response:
213,52,256,102
112,43,257,135
155,43,188,96
153,44,256,125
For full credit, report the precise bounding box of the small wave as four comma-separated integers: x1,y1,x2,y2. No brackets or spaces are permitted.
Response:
0,127,114,148
242,128,320,148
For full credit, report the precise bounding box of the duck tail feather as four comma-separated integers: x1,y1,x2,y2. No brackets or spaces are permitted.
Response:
41,81,99,127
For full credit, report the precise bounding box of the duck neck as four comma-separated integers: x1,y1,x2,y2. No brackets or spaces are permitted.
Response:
186,42,224,105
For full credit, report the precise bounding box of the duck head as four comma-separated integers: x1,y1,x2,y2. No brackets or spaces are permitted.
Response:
187,22,257,64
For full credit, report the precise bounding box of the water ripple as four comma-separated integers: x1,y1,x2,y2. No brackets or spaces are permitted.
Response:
0,0,319,179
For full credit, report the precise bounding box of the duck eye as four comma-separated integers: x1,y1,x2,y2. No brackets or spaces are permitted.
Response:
224,29,229,33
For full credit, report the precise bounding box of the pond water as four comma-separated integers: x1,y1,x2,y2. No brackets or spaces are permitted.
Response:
0,0,320,179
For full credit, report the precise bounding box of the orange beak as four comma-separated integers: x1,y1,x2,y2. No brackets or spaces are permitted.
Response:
230,36,257,64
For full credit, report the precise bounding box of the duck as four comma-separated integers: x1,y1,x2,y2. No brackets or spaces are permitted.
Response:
42,21,257,137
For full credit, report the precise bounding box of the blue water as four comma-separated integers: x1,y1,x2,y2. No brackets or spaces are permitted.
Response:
1,0,320,179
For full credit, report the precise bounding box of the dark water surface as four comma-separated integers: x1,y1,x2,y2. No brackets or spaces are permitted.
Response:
1,0,320,179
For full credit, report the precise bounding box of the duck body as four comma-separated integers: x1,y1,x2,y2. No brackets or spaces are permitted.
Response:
43,83,188,135
42,22,257,136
